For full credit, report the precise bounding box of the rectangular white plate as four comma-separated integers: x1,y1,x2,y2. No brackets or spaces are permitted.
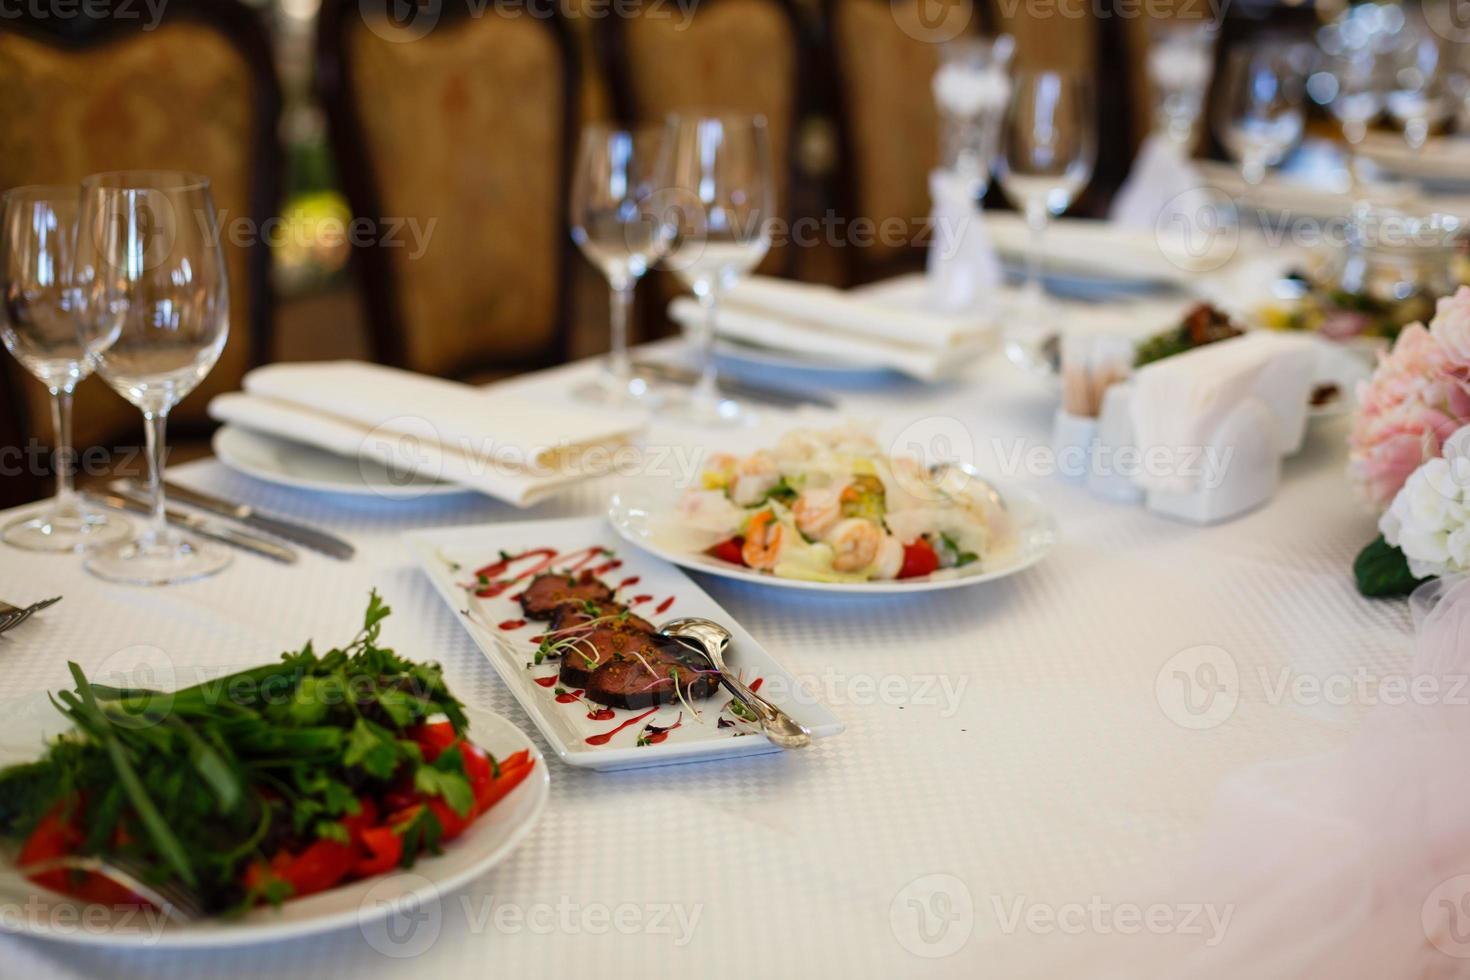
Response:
406,517,843,771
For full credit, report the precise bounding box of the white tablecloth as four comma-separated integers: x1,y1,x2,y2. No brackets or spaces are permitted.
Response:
0,349,1410,978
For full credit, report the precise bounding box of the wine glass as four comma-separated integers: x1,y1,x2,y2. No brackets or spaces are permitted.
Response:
662,113,774,427
994,70,1096,372
569,123,675,405
1385,15,1452,150
1214,44,1309,186
0,187,130,552
73,171,231,585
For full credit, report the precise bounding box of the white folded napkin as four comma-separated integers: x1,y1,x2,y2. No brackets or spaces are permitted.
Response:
925,167,1002,314
1195,159,1419,218
669,276,994,382
207,361,643,506
1129,331,1316,497
985,213,1238,282
1110,136,1213,231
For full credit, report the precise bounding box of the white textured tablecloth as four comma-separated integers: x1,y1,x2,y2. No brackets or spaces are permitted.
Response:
0,349,1410,978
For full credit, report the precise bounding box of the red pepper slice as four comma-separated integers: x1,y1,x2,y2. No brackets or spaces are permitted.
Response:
277,839,356,898
18,808,81,894
406,721,457,763
898,538,940,579
473,758,535,815
354,826,404,877
339,797,380,846
424,797,470,842
706,536,746,566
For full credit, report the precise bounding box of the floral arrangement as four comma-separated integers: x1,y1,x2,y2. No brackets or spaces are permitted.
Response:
1350,287,1470,596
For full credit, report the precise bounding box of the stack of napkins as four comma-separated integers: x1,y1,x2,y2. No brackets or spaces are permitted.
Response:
208,361,644,506
1127,332,1316,523
667,276,995,381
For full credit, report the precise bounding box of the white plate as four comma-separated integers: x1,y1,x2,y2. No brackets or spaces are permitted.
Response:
714,338,892,379
606,473,1057,594
406,518,844,771
212,425,467,499
0,698,547,949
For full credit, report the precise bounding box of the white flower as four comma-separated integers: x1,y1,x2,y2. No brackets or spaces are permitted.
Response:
1381,424,1470,577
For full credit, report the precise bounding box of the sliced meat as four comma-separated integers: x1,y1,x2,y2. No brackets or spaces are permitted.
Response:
557,626,660,688
548,599,653,636
518,572,614,620
581,634,720,710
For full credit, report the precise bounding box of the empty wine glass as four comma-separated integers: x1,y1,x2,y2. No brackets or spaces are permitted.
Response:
1385,15,1452,149
569,123,675,405
662,113,774,426
0,186,130,552
1214,43,1310,186
1148,21,1216,148
73,171,231,585
994,70,1096,371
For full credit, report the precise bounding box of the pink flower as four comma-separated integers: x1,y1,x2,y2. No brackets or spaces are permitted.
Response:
1432,286,1470,369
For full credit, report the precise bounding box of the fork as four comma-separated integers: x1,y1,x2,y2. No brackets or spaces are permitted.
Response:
0,596,61,636
18,854,204,922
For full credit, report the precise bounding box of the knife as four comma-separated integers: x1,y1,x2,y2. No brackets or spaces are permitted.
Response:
632,361,838,410
84,490,298,565
117,480,355,560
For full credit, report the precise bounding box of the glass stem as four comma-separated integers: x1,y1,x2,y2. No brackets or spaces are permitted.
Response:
1024,205,1047,311
142,408,169,542
49,385,76,507
608,280,634,390
693,291,720,407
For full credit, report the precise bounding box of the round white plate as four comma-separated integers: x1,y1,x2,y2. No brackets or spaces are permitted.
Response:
606,472,1057,594
0,699,548,949
212,425,466,498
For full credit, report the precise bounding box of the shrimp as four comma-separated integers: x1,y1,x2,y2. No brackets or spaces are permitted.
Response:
829,518,888,573
792,486,844,540
741,510,786,571
729,451,781,506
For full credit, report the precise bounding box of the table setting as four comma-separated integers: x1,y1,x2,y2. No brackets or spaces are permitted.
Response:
5,7,1470,978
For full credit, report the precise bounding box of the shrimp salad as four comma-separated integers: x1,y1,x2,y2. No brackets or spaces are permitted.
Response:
674,427,1013,584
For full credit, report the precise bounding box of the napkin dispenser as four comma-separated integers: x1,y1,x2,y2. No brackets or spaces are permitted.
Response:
1125,334,1315,525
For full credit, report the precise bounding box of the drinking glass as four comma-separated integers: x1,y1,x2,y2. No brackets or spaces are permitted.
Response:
1214,44,1309,186
0,187,130,552
994,71,1095,371
1319,44,1388,191
73,171,231,585
663,113,774,426
569,123,675,405
1385,17,1451,150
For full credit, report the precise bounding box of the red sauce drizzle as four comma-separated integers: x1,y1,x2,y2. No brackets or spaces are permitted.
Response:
498,619,526,631
629,595,653,606
749,677,764,693
585,707,658,746
588,707,615,721
533,676,558,688
555,688,583,704
529,635,544,644
617,576,641,591
656,596,675,615
592,559,623,575
468,546,606,599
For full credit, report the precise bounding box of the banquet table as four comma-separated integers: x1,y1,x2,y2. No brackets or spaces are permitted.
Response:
0,342,1413,978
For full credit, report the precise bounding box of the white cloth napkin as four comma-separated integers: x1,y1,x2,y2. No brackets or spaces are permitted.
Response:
985,213,1239,282
669,276,995,381
207,361,643,506
1128,331,1316,496
1195,159,1419,218
925,168,1002,314
1110,136,1214,231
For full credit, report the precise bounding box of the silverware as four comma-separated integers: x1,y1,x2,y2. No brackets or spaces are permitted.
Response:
0,596,61,636
659,617,812,749
83,491,297,565
18,854,202,921
121,480,355,560
632,361,838,410
929,461,1008,512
